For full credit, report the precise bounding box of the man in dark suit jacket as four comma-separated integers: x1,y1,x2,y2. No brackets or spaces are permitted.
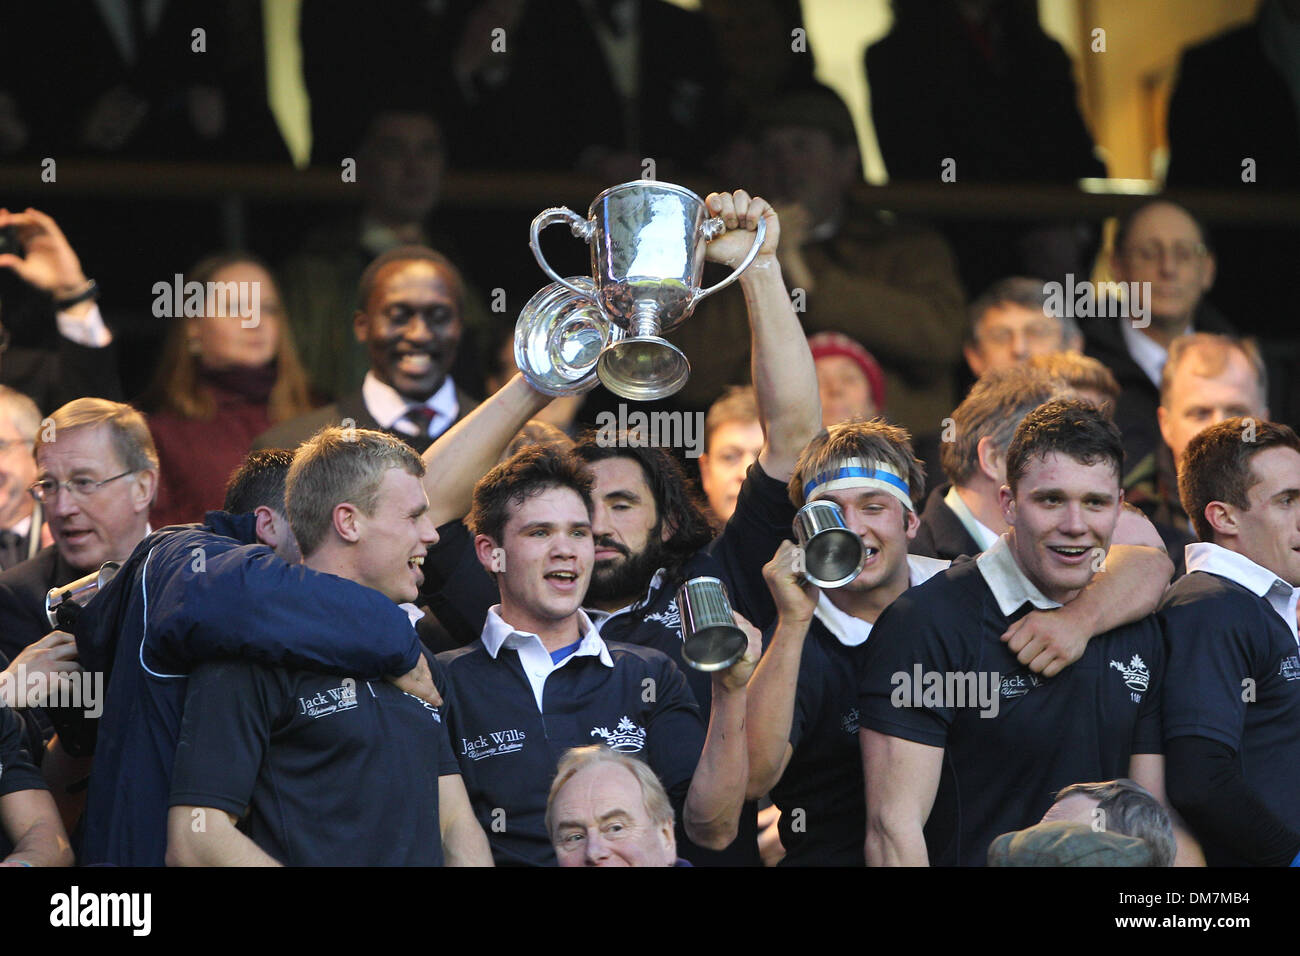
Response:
0,544,77,664
1086,200,1234,478
1166,2,1300,345
255,246,478,455
0,398,157,663
1125,333,1271,578
911,482,981,562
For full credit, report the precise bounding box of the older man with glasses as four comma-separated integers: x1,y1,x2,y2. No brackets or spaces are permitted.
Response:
0,397,157,664
1084,199,1236,480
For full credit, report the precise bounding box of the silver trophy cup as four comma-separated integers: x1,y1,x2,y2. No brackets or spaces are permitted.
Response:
523,180,766,400
676,576,748,672
792,500,865,589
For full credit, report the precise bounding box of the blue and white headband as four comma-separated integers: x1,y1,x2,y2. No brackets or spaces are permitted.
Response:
803,457,913,512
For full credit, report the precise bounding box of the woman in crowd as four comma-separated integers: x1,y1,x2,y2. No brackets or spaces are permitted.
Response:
143,253,313,527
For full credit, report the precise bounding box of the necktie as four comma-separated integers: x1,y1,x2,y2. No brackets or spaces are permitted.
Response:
401,405,436,436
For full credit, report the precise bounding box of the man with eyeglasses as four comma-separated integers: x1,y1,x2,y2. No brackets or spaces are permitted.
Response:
1085,199,1235,480
0,397,156,664
963,277,1084,380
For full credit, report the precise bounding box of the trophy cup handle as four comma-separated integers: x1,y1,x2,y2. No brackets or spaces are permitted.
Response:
692,216,767,306
530,207,599,300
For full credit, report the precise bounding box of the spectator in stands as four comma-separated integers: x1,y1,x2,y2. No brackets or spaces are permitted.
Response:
279,107,491,402
672,85,966,440
699,0,815,112
0,208,123,410
1166,0,1300,383
255,246,480,454
913,367,1066,561
698,386,763,526
0,5,27,157
0,398,156,664
1126,334,1269,568
0,398,158,799
143,253,312,528
447,0,724,177
1025,352,1120,417
1087,200,1234,474
987,821,1160,866
866,0,1105,293
964,277,1083,379
547,745,681,867
867,0,1104,186
0,387,47,570
912,280,1088,472
1037,778,1178,867
809,332,885,429
4,2,287,162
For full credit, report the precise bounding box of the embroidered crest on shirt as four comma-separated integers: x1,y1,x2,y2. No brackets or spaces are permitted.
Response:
1281,656,1300,682
841,707,860,734
591,716,647,752
403,693,443,722
1109,654,1150,692
644,599,682,633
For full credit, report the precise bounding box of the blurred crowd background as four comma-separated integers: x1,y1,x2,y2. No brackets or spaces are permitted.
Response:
0,0,1294,452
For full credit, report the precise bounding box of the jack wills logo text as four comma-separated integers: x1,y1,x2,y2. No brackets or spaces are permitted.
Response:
460,728,527,760
298,680,358,719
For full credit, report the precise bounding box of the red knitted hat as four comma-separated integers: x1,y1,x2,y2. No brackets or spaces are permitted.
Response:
808,331,887,412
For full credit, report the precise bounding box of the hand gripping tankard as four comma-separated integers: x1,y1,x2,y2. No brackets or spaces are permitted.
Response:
516,180,766,401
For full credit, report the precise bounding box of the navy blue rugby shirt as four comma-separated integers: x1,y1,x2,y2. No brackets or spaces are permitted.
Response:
169,654,461,866
426,460,794,704
770,555,949,867
858,537,1165,866
1158,543,1300,866
437,608,705,867
0,703,47,859
582,460,792,866
425,461,792,867
73,511,424,867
